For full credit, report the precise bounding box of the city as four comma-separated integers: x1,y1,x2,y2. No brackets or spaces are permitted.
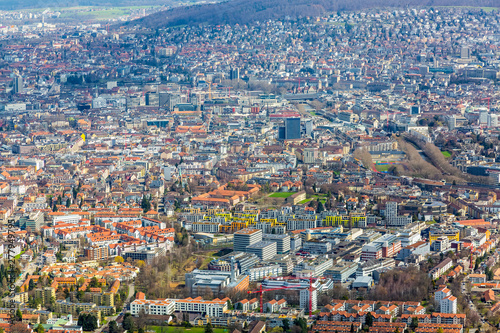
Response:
0,2,499,333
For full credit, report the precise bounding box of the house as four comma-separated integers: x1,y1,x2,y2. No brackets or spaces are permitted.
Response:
235,299,249,312
248,298,259,311
264,299,287,313
469,274,486,284
483,289,495,303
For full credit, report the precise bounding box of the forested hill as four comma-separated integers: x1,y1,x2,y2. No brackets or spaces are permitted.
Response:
129,0,499,28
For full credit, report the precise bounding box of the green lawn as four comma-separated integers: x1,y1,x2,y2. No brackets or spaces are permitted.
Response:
310,112,317,116
375,165,390,172
150,326,227,333
269,192,295,198
14,250,25,260
441,151,452,158
298,199,312,204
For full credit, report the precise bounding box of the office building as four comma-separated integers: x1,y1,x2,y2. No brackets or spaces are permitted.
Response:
279,117,301,140
460,46,471,59
230,67,240,80
13,75,23,94
245,241,277,260
234,228,262,252
262,234,290,254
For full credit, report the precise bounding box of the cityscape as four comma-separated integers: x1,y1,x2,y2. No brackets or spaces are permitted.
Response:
0,2,500,333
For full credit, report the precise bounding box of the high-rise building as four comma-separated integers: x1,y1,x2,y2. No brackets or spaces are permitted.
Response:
234,228,262,253
460,46,471,59
300,288,317,312
13,75,23,94
410,105,420,115
488,114,498,128
285,117,301,140
479,110,488,125
230,67,240,80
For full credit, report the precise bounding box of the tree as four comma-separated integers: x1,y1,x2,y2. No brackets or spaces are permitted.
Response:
205,322,214,333
15,309,22,321
282,318,290,331
293,318,307,333
365,312,374,327
410,317,419,330
29,279,35,291
316,201,324,213
436,328,443,333
36,324,45,333
394,328,400,333
141,195,151,213
109,320,119,333
66,198,71,208
123,313,135,331
78,313,98,331
114,256,124,263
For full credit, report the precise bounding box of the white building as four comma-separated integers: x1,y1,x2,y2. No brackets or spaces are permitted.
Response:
440,295,457,314
300,287,317,312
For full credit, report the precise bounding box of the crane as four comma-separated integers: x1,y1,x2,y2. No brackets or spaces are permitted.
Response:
481,97,491,112
247,284,303,313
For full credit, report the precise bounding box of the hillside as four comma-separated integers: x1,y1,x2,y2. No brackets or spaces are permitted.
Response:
0,0,200,11
129,0,500,28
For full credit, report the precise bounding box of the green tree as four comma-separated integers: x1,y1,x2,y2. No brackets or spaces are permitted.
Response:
293,318,307,333
205,322,214,333
316,200,325,213
282,318,290,331
66,198,71,208
141,195,151,212
29,279,35,291
410,317,419,330
123,313,135,331
15,309,22,321
365,312,374,327
109,320,119,333
36,324,45,333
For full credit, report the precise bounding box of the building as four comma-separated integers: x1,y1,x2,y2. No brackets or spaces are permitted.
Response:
385,202,412,227
303,240,332,254
84,246,109,260
34,287,55,304
435,286,451,302
432,237,450,252
440,295,457,314
300,287,317,312
263,234,291,254
246,241,277,260
230,67,240,80
234,228,262,252
429,258,453,280
13,75,23,94
279,117,301,140
325,262,358,283
429,226,460,245
361,234,401,261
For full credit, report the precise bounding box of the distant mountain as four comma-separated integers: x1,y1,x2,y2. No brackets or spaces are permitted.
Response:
0,0,192,11
130,0,499,28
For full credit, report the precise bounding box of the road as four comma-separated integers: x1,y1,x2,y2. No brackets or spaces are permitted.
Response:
95,283,134,333
15,262,37,287
463,280,494,331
